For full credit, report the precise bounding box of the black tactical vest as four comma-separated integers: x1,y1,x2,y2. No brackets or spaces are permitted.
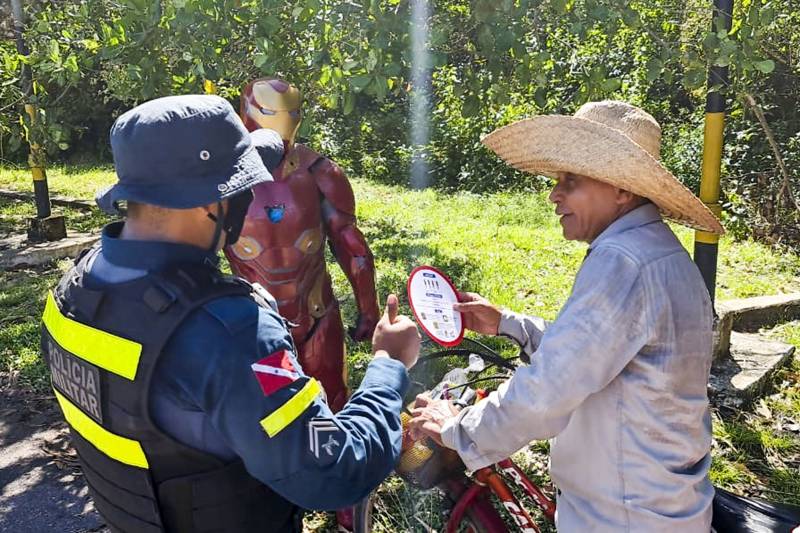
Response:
41,248,299,532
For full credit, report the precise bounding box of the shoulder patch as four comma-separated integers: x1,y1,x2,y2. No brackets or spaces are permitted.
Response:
251,349,300,396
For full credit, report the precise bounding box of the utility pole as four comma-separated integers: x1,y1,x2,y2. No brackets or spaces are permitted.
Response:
694,0,733,305
10,0,66,242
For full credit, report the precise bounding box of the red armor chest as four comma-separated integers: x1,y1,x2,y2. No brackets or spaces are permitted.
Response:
234,145,326,272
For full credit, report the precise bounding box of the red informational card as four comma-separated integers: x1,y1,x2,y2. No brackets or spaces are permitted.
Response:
407,265,464,347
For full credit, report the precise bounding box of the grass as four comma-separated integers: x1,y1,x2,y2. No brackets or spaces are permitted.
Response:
707,320,800,505
1,165,799,521
0,164,116,201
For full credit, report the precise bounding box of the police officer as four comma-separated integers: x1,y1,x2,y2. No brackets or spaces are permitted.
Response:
41,95,420,532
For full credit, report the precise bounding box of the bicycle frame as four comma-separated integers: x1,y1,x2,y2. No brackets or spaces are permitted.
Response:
407,340,557,532
496,459,556,522
446,459,555,533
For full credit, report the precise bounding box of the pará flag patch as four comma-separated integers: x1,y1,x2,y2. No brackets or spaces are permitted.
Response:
251,350,300,396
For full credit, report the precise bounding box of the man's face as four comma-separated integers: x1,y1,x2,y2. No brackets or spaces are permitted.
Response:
548,172,626,243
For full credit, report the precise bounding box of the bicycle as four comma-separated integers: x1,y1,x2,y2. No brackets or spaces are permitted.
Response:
353,337,800,533
353,337,557,533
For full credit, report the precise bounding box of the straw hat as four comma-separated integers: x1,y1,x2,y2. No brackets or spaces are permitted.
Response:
482,100,724,234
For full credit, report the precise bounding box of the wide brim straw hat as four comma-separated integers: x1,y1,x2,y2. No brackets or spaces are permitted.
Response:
482,100,724,234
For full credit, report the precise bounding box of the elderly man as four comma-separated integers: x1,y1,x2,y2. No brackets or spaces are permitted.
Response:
409,101,724,532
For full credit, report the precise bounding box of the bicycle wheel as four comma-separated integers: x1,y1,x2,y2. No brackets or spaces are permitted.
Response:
353,473,506,533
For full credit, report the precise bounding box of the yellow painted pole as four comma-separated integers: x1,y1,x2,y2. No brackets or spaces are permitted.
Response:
12,0,54,221
694,0,733,304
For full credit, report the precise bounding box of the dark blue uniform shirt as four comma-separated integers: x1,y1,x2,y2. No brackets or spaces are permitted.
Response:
83,222,409,510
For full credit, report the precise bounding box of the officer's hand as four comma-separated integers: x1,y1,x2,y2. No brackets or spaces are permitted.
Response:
372,294,420,369
452,291,502,336
350,313,379,342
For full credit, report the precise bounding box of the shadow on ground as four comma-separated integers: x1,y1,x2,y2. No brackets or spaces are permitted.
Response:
0,387,106,532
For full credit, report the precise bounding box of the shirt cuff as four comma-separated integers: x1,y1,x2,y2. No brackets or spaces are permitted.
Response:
498,310,526,346
440,405,471,450
359,357,410,397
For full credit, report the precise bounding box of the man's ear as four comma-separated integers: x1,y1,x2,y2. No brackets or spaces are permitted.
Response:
615,188,635,206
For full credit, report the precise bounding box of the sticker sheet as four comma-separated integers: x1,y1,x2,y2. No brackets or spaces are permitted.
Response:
407,266,464,347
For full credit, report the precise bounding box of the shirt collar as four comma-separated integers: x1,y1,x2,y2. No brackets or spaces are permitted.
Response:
100,221,219,271
589,202,662,251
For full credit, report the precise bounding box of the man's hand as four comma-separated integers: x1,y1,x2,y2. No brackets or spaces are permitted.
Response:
372,294,420,369
408,393,461,447
452,292,502,336
350,313,379,342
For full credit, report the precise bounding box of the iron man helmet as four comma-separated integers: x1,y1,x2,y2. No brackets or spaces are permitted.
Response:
240,78,302,145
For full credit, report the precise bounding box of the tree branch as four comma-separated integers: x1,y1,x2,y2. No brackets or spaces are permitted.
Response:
742,92,800,213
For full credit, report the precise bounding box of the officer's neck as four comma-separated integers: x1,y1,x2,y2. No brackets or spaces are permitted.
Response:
120,211,216,251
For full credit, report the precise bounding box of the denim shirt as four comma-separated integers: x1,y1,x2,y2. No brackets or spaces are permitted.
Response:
441,203,714,532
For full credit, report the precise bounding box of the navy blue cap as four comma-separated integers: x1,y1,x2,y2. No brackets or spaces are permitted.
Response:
250,128,285,172
97,94,274,215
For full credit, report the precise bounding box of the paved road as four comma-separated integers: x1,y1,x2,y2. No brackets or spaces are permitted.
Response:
0,388,107,533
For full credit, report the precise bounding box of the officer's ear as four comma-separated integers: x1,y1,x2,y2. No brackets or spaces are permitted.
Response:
201,200,228,221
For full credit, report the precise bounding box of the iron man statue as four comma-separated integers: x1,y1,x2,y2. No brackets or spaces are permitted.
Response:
225,78,380,412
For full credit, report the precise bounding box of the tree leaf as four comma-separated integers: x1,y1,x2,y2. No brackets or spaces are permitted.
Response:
534,87,547,108
601,78,622,92
645,58,662,82
461,95,480,118
754,59,775,74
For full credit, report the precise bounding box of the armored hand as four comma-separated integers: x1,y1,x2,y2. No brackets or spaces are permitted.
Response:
350,313,379,342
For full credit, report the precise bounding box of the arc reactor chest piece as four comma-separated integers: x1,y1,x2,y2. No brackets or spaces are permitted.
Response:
267,204,285,223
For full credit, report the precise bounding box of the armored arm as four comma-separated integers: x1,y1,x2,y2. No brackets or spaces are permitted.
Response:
313,157,380,341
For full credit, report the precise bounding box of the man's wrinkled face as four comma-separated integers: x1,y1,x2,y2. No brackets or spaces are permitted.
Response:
548,172,626,243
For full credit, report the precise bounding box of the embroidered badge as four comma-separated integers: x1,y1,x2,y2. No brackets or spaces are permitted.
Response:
251,350,300,396
308,417,344,460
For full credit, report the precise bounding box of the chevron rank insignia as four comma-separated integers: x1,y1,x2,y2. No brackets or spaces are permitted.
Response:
308,417,344,462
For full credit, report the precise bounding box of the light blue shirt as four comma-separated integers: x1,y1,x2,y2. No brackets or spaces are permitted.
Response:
441,203,714,532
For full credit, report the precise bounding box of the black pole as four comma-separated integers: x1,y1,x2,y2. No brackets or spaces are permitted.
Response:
694,0,733,305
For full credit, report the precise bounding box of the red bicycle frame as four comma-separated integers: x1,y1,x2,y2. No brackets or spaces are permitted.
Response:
446,458,555,533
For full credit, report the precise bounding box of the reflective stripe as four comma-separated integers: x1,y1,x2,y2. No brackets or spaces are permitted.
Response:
260,378,321,438
42,291,141,380
54,389,149,468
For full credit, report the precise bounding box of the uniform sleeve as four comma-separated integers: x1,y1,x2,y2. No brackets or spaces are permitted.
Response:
441,246,652,471
163,296,409,510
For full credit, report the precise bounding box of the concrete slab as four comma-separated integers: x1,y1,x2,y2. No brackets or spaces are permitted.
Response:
0,233,98,270
709,332,796,409
28,215,67,242
0,188,95,211
712,313,734,361
717,293,800,333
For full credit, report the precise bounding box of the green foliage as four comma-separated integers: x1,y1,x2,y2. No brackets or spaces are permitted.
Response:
1,171,799,516
0,40,25,162
1,0,798,243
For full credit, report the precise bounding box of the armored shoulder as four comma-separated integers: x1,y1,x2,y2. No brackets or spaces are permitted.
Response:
310,157,356,216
